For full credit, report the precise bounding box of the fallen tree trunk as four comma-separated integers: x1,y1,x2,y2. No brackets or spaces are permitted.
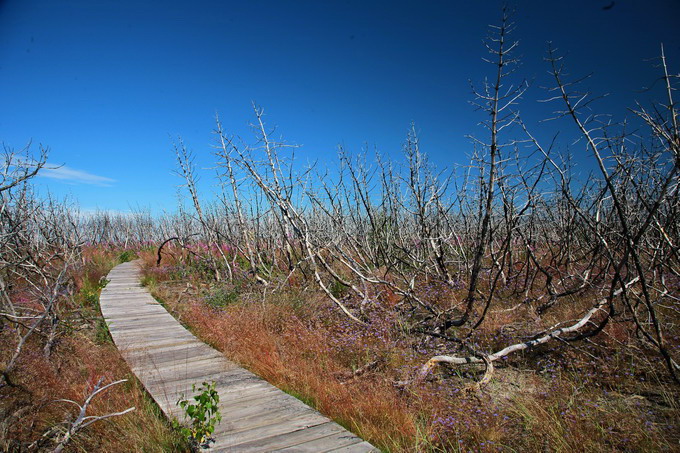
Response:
156,234,199,266
418,276,640,383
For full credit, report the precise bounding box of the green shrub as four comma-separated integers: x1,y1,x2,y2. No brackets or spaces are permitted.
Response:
78,276,108,309
234,253,251,270
118,250,135,263
329,279,349,299
204,286,239,308
140,275,155,287
95,319,112,344
173,381,221,449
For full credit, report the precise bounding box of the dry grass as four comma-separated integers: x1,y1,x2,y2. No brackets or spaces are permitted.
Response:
1,334,186,452
139,248,680,452
0,247,187,452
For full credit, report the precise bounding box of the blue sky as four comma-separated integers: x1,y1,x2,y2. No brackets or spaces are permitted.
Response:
1,0,678,213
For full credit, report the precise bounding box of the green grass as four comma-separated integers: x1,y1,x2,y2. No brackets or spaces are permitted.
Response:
118,250,136,263
204,286,239,308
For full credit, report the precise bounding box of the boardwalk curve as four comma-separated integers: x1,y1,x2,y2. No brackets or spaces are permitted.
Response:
100,261,376,452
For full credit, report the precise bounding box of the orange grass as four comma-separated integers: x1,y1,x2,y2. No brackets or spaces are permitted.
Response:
2,334,186,452
139,246,679,452
185,298,420,450
0,248,186,452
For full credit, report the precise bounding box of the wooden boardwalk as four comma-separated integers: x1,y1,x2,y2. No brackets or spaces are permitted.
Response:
100,261,376,452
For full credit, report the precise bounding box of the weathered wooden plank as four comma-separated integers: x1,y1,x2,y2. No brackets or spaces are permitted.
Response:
146,367,251,390
272,426,363,452
219,384,281,404
138,361,233,385
119,338,198,352
219,407,328,439
218,404,311,432
276,431,365,452
131,352,226,372
324,441,377,452
144,367,251,391
100,261,377,452
216,395,304,423
147,376,227,402
125,345,222,365
215,412,329,448
224,421,348,452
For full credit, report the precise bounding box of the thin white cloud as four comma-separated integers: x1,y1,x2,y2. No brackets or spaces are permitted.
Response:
40,164,116,187
78,208,133,218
